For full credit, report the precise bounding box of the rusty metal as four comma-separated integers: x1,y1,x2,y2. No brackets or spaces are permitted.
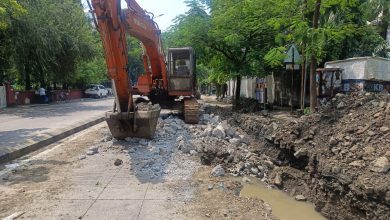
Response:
316,68,343,98
183,98,200,124
169,77,193,91
105,106,161,139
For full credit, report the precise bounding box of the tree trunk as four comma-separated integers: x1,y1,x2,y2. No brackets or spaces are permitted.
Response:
25,72,31,90
310,0,321,112
234,76,241,109
301,46,306,109
380,7,389,40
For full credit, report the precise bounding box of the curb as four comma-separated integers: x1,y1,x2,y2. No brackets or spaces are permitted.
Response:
0,117,105,164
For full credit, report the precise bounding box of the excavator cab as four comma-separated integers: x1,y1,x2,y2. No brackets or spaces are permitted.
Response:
167,48,196,97
167,48,199,124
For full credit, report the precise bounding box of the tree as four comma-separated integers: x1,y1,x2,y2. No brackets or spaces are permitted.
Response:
0,0,25,83
165,0,388,111
309,0,321,111
362,0,390,40
9,0,98,89
126,36,145,84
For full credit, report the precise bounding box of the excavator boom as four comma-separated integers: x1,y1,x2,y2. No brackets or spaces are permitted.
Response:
90,0,199,139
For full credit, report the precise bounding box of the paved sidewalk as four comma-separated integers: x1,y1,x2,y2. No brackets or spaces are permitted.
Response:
0,98,114,163
0,124,196,220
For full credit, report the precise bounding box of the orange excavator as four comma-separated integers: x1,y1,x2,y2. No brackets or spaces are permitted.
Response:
89,0,199,139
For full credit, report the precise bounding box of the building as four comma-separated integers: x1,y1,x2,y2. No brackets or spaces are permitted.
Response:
325,57,390,93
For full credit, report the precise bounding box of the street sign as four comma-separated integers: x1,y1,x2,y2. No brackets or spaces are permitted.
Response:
284,45,301,70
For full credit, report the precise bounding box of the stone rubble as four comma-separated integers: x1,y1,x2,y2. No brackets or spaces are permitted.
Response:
200,92,390,220
211,165,225,177
83,91,388,220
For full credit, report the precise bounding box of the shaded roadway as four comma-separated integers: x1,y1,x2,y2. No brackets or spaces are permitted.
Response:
0,98,114,155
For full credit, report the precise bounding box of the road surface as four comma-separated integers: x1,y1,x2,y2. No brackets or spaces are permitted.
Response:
0,98,114,157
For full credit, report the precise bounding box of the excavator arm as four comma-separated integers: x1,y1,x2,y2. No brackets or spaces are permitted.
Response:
123,0,168,92
90,0,133,113
90,0,162,139
90,0,167,108
90,0,198,139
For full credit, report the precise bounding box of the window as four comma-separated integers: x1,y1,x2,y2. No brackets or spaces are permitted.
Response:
174,59,190,76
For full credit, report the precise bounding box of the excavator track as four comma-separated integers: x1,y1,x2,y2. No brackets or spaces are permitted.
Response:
184,98,200,124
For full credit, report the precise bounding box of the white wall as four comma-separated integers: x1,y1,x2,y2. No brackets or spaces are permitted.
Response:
325,57,390,81
266,75,275,104
227,77,257,98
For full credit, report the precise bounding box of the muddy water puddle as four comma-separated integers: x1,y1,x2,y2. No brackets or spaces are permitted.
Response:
239,178,326,220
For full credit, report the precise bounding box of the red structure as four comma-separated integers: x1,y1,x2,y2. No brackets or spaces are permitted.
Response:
5,82,16,106
4,85,86,106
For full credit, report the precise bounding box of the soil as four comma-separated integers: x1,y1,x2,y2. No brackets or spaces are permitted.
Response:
181,167,276,220
0,119,276,219
203,92,390,220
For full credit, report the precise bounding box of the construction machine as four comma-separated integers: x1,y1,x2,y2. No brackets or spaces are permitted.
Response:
89,0,200,139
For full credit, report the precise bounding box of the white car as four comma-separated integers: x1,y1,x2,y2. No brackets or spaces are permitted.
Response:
85,84,108,98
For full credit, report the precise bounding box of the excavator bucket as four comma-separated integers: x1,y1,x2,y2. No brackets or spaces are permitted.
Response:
105,107,161,140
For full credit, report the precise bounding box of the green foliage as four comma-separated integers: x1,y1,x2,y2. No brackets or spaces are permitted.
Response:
163,0,389,101
126,36,145,82
264,47,287,68
2,0,388,95
304,107,311,115
0,0,107,89
0,0,25,30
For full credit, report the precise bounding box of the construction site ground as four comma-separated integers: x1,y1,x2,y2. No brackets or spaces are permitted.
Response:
1,93,389,220
0,105,275,220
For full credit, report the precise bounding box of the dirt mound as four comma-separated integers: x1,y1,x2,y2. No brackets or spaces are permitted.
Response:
205,92,390,219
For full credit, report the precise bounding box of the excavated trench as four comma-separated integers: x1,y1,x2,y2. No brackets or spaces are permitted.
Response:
205,94,390,220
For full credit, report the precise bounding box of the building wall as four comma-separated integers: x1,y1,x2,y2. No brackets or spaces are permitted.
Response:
227,77,257,98
13,89,85,105
325,57,390,81
266,75,275,104
325,57,390,93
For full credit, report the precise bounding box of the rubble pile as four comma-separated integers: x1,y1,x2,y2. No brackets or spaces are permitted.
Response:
136,102,160,111
99,92,388,219
205,92,390,219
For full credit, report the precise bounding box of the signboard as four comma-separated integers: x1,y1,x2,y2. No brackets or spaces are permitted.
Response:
284,45,301,70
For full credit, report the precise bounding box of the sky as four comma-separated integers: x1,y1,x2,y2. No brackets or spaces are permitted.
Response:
129,0,188,31
83,0,188,32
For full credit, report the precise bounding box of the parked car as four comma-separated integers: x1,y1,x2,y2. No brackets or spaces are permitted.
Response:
85,84,108,98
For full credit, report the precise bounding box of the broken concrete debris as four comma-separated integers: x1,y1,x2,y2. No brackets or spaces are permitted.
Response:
202,92,389,219
370,157,390,173
136,102,160,111
212,125,226,139
86,91,388,219
211,165,225,177
274,174,282,187
294,195,307,202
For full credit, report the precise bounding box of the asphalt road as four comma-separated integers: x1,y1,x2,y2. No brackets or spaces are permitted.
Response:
0,98,114,154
